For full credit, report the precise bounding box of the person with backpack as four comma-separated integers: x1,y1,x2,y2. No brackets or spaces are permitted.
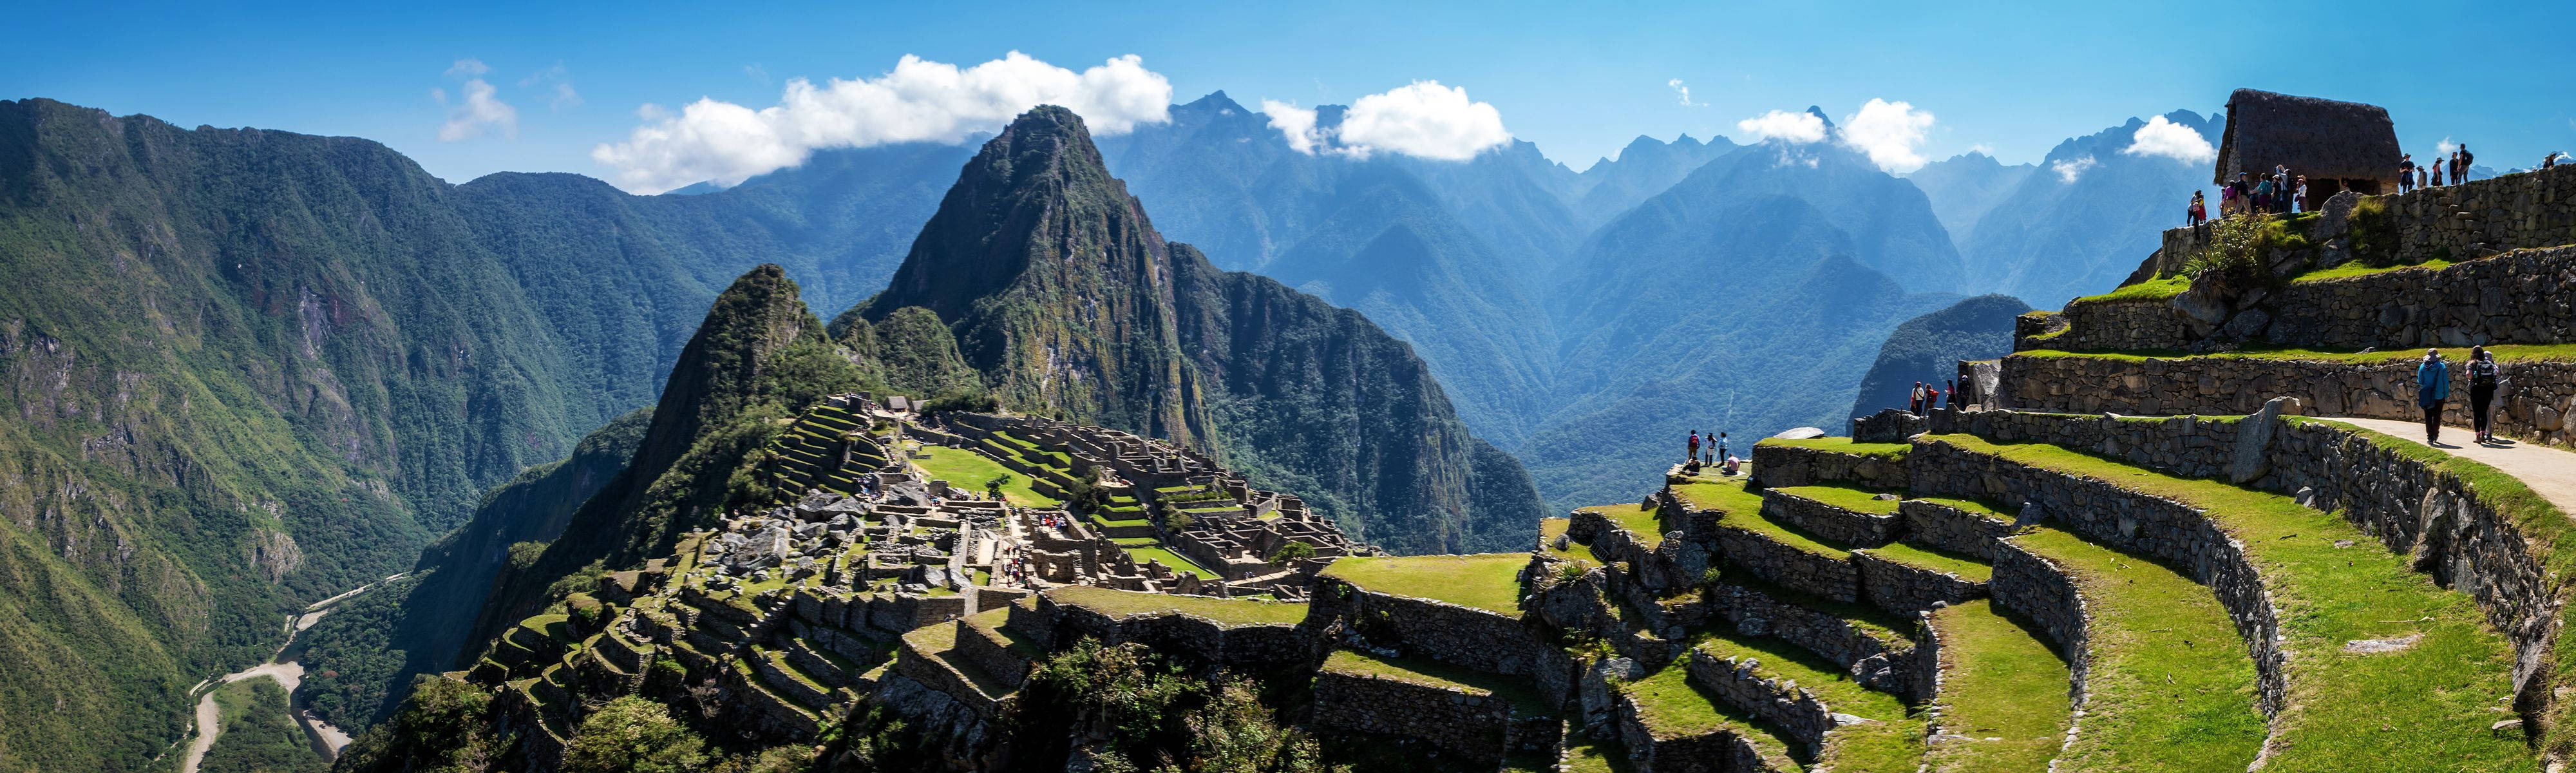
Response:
2188,191,2208,236
2459,144,2474,181
2418,349,2452,444
2468,347,2501,443
1687,430,1701,466
2400,154,2416,193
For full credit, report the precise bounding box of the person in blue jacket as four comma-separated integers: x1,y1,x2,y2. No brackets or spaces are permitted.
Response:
2417,349,2451,444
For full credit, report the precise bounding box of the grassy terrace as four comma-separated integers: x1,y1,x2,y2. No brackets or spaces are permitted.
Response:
2014,342,2576,365
1908,496,2012,524
1539,518,1602,568
1863,542,1993,582
1668,477,1768,516
1710,568,1915,649
1618,658,1798,768
1321,554,1527,615
2070,256,2465,307
1693,631,1920,771
1044,586,1311,627
908,444,1063,506
1933,434,2534,771
1771,484,1900,515
1322,649,1549,716
2008,526,2264,772
1753,436,1912,459
1578,502,1669,547
1924,599,2072,773
1119,544,1215,578
1560,734,1633,773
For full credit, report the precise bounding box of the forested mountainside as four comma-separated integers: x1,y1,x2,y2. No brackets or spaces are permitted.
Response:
1956,110,2217,308
860,106,1542,554
1843,294,2032,424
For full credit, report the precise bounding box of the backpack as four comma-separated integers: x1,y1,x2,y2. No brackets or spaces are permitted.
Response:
2470,360,2499,388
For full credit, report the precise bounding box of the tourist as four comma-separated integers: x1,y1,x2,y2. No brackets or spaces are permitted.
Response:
2188,191,2208,236
2468,347,2501,443
1716,432,1729,463
2293,176,2308,213
2400,154,2416,193
2459,145,2474,182
2546,152,2561,170
1946,378,1959,410
2417,349,2452,444
2273,165,2291,213
1721,453,1742,476
2253,175,2275,214
2432,161,2444,187
2418,165,2429,191
1688,430,1701,465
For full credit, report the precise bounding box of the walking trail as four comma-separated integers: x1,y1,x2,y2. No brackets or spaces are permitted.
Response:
2316,416,2576,517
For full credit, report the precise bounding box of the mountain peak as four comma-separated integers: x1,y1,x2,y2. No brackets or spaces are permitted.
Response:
1806,105,1837,130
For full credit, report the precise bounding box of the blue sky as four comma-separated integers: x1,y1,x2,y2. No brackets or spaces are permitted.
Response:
11,1,2571,189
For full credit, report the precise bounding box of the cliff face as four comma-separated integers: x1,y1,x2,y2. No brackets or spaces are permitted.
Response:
861,106,1543,553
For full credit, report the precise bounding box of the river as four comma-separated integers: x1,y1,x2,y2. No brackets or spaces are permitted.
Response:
176,571,407,773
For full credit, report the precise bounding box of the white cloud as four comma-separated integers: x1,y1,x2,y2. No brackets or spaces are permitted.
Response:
1736,110,1826,144
2437,137,2458,155
591,52,1173,193
1668,79,1697,107
446,59,489,79
2050,155,2098,183
1840,99,1935,173
551,82,583,110
2120,115,2214,164
436,77,516,141
1257,81,1511,162
744,64,769,84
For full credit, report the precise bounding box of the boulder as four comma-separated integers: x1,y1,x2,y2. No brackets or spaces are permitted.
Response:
1772,427,1827,440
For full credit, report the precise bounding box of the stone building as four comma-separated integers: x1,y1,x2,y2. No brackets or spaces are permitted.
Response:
2213,88,2401,211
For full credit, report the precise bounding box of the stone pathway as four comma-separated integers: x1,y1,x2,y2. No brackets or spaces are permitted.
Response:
2315,417,2576,517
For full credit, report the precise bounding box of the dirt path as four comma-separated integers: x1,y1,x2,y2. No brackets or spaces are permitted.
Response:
2316,416,2576,516
175,571,406,772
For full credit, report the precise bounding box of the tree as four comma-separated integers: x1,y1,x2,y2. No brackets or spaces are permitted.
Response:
1271,541,1316,562
562,696,708,773
986,473,1014,501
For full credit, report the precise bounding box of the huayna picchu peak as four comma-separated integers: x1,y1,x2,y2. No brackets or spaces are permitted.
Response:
10,15,2576,773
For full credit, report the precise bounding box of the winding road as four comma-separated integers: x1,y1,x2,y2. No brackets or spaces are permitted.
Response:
175,572,406,773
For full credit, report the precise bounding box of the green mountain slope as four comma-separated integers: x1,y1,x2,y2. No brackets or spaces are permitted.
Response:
1843,293,2032,423
859,106,1543,553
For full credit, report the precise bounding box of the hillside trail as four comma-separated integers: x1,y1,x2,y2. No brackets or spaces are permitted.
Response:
2315,417,2576,517
176,571,406,773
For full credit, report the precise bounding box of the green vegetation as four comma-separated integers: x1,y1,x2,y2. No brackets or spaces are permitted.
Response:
1689,629,1924,770
1863,542,1993,582
1018,638,1332,773
1939,434,2541,770
1616,659,1797,767
1322,649,1549,716
2007,526,2265,772
562,695,710,773
908,444,1061,506
1908,496,2011,524
333,676,504,772
1271,541,1318,562
1045,586,1312,627
1578,502,1669,546
1666,478,1769,516
2070,274,2191,304
1120,544,1216,578
1754,437,1911,459
1561,733,1634,773
293,574,424,732
1771,485,1902,515
198,678,328,773
1320,554,1528,615
2289,256,2458,283
1539,518,1602,569
1923,600,2072,773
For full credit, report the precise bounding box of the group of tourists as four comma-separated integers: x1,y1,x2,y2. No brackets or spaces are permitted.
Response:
1685,430,1740,475
2398,145,2476,194
2415,347,2505,445
1908,379,1955,414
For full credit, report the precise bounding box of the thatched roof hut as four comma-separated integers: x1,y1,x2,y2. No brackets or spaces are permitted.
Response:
2214,89,2401,203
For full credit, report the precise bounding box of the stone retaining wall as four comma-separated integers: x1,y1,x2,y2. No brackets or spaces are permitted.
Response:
1748,444,1910,490
1987,541,2088,700
1704,583,1929,702
2389,165,2576,262
1998,352,2576,449
1027,597,1313,672
1685,647,1837,753
1899,500,2018,560
1760,490,1901,546
1613,694,1783,773
1911,438,2288,714
1310,668,1522,765
1710,525,1858,603
2034,245,2576,353
1852,552,1985,615
1310,579,1579,709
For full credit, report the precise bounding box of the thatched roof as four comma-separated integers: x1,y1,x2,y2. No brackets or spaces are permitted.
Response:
2214,89,2400,184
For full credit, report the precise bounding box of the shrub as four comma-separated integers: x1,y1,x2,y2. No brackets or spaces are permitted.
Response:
2181,212,2273,284
1272,541,1317,562
923,391,999,414
562,696,708,773
2347,195,2399,265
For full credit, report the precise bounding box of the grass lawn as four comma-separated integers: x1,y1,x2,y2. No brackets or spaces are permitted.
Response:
1772,484,1902,515
1754,436,1912,459
1668,477,1768,516
2068,275,2191,305
1618,659,1797,768
1906,496,2012,524
1539,518,1602,569
1045,586,1310,627
1864,542,1993,582
2008,525,2264,772
2013,342,2576,365
1323,649,1550,715
1560,733,1634,773
1924,599,2072,773
1321,554,1528,615
1937,435,2535,772
2288,256,2456,283
1578,502,1669,546
1716,496,1855,560
1690,630,1922,773
1119,544,1215,578
908,444,1063,506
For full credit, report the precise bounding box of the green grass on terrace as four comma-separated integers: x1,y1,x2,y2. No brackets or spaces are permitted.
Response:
2289,256,2457,283
1578,502,1669,547
2069,274,2191,305
1938,434,2536,770
1321,649,1550,716
1618,659,1797,767
1667,478,1768,516
1862,542,1992,582
1770,484,1901,515
1119,544,1215,578
1715,494,1856,560
1321,554,1528,615
2014,342,2576,365
1752,436,1911,459
2008,526,2264,772
907,444,1064,506
1560,733,1634,773
1045,586,1310,627
1708,568,1915,649
1923,599,2072,773
1906,496,2012,524
1689,628,1926,772
1539,518,1602,568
